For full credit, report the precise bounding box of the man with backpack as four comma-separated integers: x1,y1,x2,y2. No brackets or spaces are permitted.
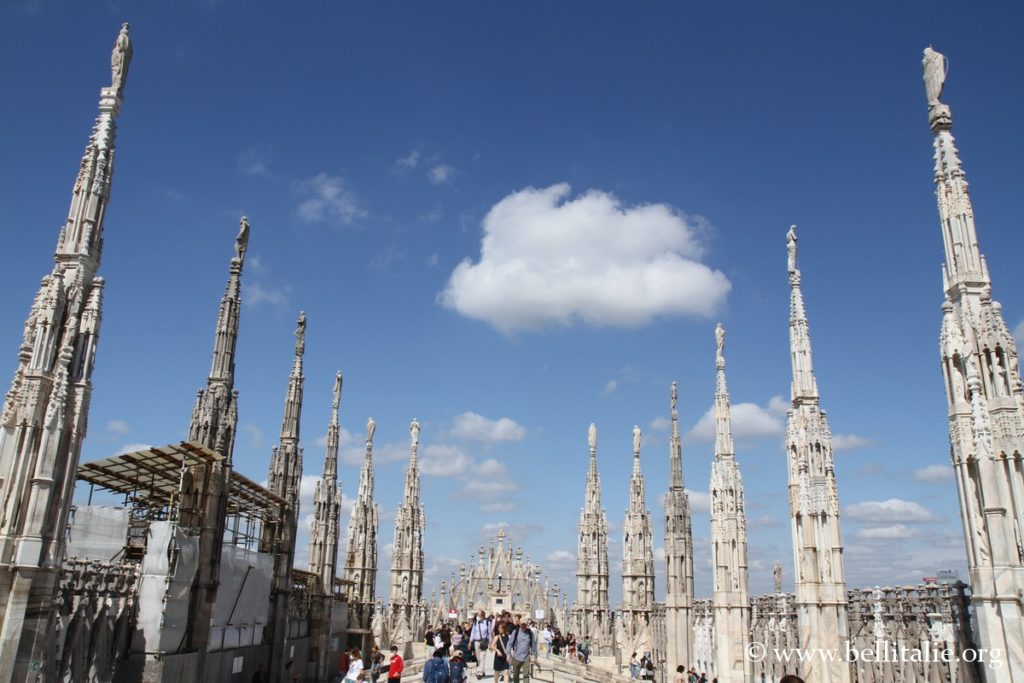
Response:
423,648,450,683
469,610,493,679
508,620,538,683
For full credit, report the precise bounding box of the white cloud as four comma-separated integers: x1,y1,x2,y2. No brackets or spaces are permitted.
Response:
686,489,711,513
243,281,289,308
294,173,366,226
106,419,130,435
439,183,730,333
845,498,939,524
420,444,474,477
832,434,873,451
238,146,271,177
648,416,671,432
241,422,265,449
852,524,920,541
115,442,152,455
686,396,786,443
600,379,618,397
450,412,526,444
481,502,517,513
913,464,955,483
546,550,576,570
428,164,455,185
394,150,420,171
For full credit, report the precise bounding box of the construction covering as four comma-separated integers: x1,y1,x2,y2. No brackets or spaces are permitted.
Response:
208,545,274,651
65,505,129,561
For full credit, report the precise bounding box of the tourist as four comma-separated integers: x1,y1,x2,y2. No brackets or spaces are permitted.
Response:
642,657,654,681
779,677,805,683
674,665,687,683
368,645,386,683
425,627,436,649
452,624,464,651
629,652,639,678
423,648,450,683
508,620,538,683
698,673,707,683
449,650,468,682
580,636,591,664
566,633,577,662
387,645,404,683
469,609,493,679
339,649,351,679
345,649,365,682
490,623,511,683
639,652,651,680
441,623,453,654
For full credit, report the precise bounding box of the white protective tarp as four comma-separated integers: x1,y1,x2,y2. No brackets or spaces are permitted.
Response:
207,545,273,651
65,506,129,561
135,521,199,654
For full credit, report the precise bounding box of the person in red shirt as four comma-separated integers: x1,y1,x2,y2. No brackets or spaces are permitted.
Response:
387,645,404,683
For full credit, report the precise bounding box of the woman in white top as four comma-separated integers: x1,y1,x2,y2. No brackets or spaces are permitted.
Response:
345,649,364,682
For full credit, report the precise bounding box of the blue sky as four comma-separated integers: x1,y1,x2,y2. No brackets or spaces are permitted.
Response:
3,2,1024,604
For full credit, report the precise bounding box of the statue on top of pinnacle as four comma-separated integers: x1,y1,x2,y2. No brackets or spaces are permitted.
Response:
787,224,798,274
235,217,250,262
715,323,725,365
295,311,306,355
923,47,947,109
111,23,132,94
588,422,597,451
632,425,642,455
366,417,377,444
410,418,420,448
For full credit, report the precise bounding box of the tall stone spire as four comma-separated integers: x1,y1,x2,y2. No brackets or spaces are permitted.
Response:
575,423,610,642
187,216,250,462
0,24,131,681
708,324,751,683
267,311,306,508
344,416,380,625
310,372,343,594
784,226,851,683
925,47,1024,681
390,419,425,606
621,426,655,617
664,382,694,671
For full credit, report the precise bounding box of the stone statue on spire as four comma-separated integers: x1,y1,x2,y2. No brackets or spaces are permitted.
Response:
923,47,947,108
366,417,376,444
588,422,597,451
110,23,132,94
671,381,678,413
632,425,642,454
295,311,307,356
773,561,783,593
715,323,725,365
410,418,420,447
786,224,798,273
235,216,250,262
332,370,342,408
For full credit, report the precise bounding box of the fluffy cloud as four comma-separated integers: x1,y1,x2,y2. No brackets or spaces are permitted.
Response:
686,395,786,443
428,164,455,185
421,444,474,476
394,150,420,171
832,434,873,451
913,464,955,483
439,184,730,333
294,173,366,226
852,524,920,541
648,416,671,432
115,442,152,455
845,498,939,524
450,412,526,443
686,489,711,513
106,419,130,435
238,146,271,177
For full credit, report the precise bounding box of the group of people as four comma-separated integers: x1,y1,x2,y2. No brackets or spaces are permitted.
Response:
627,653,656,680
336,645,404,683
422,610,540,682
670,668,806,683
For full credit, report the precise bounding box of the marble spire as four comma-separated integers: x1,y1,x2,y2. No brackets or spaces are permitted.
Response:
310,372,344,594
575,423,611,639
187,217,250,462
663,382,694,671
709,324,751,683
267,312,306,509
0,24,132,681
785,226,851,683
926,47,1024,681
344,416,380,622
621,426,655,616
390,419,425,605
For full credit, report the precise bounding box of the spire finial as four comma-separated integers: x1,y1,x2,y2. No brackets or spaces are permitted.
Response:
235,217,250,263
295,311,307,357
922,47,947,109
366,417,376,445
332,371,342,412
715,323,726,368
110,23,133,95
671,381,678,416
632,425,642,458
786,224,798,275
410,418,420,449
588,422,597,453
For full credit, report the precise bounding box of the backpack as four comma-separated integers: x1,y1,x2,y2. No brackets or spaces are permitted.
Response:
509,628,534,659
425,658,450,683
